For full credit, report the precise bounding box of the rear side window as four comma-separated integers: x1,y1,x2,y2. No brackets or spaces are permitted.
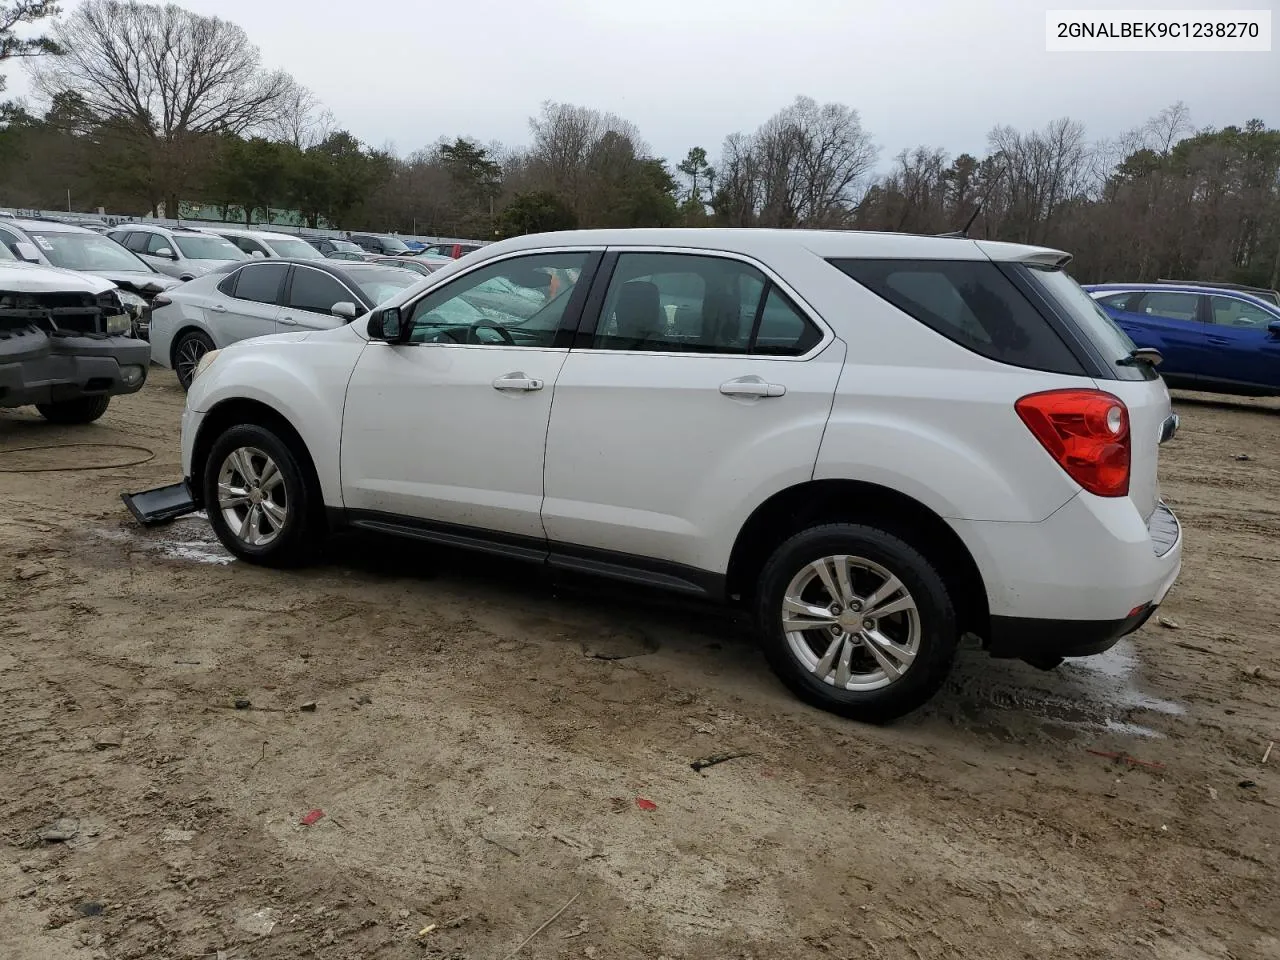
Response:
1135,291,1199,321
1096,292,1136,310
230,263,287,304
831,258,1083,374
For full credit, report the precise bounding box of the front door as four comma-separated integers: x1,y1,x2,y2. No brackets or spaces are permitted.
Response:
541,250,844,576
340,249,601,540
1202,294,1280,390
280,264,362,333
1118,290,1208,378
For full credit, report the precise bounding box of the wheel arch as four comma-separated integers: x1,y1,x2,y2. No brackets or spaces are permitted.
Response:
191,397,325,530
726,479,989,638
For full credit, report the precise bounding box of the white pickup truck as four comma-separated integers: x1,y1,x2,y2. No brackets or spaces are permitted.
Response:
0,257,150,423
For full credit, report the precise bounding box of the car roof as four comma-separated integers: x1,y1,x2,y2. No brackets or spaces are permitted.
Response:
2,217,96,235
212,226,309,240
474,228,1070,265
1086,282,1280,310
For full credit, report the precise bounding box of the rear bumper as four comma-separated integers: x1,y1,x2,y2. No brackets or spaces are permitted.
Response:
0,334,150,408
950,493,1182,654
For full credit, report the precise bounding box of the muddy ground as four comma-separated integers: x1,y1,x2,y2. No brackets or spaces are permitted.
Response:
1,375,1277,960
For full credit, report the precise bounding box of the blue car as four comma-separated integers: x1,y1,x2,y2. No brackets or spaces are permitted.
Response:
1084,283,1280,397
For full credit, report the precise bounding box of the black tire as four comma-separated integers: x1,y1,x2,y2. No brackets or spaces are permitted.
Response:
202,422,322,567
35,395,111,424
173,330,214,391
755,523,958,724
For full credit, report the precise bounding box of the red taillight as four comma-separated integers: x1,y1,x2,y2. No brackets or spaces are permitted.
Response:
1015,389,1130,497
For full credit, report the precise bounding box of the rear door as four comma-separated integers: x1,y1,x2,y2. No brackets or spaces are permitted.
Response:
208,263,286,346
1202,294,1280,390
541,249,843,578
280,264,363,332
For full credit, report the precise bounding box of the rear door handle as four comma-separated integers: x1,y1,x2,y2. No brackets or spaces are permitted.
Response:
278,316,298,325
493,373,544,392
720,376,785,398
1207,336,1230,345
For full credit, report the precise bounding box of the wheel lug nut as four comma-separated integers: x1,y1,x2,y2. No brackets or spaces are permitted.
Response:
850,601,862,612
829,604,842,615
829,625,841,635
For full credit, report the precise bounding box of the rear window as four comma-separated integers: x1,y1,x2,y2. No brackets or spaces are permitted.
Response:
831,259,1083,374
1027,267,1151,381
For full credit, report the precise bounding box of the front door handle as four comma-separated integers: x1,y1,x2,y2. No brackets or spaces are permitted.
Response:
278,316,298,326
493,373,544,392
1207,336,1230,345
210,304,227,313
720,376,785,398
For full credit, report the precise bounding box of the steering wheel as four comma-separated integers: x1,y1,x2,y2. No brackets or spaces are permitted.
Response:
466,319,516,345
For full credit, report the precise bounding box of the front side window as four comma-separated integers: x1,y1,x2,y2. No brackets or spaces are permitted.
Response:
1208,295,1277,329
1136,291,1199,322
288,267,353,314
144,233,173,255
590,252,820,357
231,263,287,304
406,252,590,347
833,258,1083,374
173,235,247,262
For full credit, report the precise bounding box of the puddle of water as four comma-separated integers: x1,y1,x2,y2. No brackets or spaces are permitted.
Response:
95,517,233,566
940,639,1184,740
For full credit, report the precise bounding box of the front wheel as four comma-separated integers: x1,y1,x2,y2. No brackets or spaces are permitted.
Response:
202,423,321,567
36,395,111,424
755,523,958,723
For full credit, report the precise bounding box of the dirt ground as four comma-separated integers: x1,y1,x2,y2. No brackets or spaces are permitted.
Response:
1,374,1277,960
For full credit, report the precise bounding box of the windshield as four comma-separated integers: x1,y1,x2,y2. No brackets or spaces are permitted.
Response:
378,237,410,254
264,235,324,259
351,268,420,305
0,242,13,260
331,239,363,253
173,235,247,261
1027,266,1150,380
29,231,152,273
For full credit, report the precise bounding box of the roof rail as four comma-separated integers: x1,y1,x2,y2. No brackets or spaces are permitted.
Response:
1155,278,1280,305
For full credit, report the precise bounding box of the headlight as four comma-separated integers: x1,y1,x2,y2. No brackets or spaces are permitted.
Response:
105,312,132,335
193,349,221,381
115,289,148,313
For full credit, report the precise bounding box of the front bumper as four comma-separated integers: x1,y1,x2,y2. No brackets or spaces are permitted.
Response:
0,333,151,408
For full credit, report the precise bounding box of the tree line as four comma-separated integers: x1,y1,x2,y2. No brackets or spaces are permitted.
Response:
0,0,1276,288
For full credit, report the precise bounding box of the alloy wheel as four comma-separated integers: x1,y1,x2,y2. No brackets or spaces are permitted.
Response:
216,446,287,547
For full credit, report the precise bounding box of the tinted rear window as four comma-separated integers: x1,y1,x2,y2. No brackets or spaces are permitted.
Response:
1027,268,1151,381
831,259,1083,374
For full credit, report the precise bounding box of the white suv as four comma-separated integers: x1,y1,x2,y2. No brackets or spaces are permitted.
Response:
179,229,1182,721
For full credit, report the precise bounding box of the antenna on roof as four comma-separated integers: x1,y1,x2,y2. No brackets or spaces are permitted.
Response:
936,202,983,239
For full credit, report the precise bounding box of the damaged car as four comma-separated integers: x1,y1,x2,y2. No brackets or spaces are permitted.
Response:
0,252,150,424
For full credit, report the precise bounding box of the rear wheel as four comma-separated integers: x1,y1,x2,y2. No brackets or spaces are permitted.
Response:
756,523,958,723
35,395,111,424
202,423,321,567
173,330,214,391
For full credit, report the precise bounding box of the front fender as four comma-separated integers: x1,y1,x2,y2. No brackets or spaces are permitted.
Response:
185,332,364,507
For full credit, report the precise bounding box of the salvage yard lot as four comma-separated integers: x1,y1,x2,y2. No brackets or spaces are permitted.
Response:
1,379,1277,960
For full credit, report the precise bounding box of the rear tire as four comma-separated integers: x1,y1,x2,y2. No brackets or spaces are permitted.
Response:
173,330,214,391
35,395,111,424
755,523,958,723
202,423,322,567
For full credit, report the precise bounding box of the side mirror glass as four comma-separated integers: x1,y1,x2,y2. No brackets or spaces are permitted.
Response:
368,306,402,341
1268,320,1280,337
330,300,358,321
14,241,41,262
250,250,266,259
155,246,175,259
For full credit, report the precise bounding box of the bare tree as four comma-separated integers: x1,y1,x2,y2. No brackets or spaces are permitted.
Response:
1,1,60,100
30,0,295,212
266,83,330,150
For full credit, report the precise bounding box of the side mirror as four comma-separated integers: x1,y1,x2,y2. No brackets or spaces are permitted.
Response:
250,250,266,259
368,306,402,341
330,301,359,321
1268,320,1280,338
13,241,41,262
155,247,175,259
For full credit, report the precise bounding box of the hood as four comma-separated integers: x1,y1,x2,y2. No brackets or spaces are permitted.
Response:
0,260,117,295
96,270,180,293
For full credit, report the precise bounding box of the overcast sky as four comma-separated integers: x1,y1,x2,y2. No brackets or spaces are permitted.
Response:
9,0,1278,168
